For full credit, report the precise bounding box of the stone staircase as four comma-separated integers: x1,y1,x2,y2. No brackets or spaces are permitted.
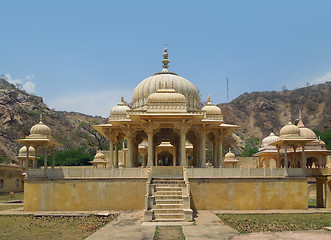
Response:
144,167,193,222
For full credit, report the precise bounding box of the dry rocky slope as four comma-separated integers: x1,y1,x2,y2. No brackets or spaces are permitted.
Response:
1,78,330,162
0,78,106,163
219,82,331,142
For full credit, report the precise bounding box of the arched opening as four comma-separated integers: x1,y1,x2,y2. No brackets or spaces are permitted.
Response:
157,151,174,166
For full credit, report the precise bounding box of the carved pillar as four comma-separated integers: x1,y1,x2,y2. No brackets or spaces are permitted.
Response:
133,141,139,167
147,126,154,167
180,127,187,166
284,142,288,169
109,137,114,168
114,140,119,168
34,146,38,169
302,143,306,169
25,144,30,170
218,133,223,167
316,178,325,208
51,145,55,169
43,146,48,169
200,127,206,167
127,136,133,167
213,138,217,167
293,146,297,168
276,145,280,168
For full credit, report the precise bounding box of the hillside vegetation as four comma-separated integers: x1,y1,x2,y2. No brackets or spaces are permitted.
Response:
1,78,330,162
0,78,107,163
219,82,331,149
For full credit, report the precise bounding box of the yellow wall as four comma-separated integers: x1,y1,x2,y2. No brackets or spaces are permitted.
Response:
24,177,308,211
24,178,146,211
0,164,24,193
189,178,308,210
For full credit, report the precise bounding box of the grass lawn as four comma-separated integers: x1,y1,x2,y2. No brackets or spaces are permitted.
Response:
0,214,118,240
0,192,24,203
0,205,23,211
217,213,331,233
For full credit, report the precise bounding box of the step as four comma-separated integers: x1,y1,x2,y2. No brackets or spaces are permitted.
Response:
155,199,183,204
154,204,184,209
152,179,184,183
152,184,184,188
155,186,182,191
154,191,182,196
152,218,186,222
152,177,184,180
153,209,184,214
154,213,185,219
154,195,183,200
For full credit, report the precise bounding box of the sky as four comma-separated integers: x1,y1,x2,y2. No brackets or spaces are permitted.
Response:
1,0,331,117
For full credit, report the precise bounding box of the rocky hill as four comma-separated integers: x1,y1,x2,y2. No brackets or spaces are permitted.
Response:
219,82,331,143
0,78,107,163
1,77,330,162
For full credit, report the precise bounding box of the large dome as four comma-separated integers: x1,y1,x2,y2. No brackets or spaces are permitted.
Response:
132,45,200,111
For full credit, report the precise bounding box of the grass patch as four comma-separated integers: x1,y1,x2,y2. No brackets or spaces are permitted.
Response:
0,192,24,203
0,205,23,211
217,213,331,233
308,198,317,207
0,214,118,240
153,226,185,240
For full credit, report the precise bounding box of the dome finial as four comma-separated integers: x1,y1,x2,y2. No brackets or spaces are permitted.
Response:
121,96,124,103
299,110,302,120
288,114,292,124
39,114,43,124
161,43,170,69
207,95,211,103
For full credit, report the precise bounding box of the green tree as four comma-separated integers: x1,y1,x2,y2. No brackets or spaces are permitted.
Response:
241,137,260,157
38,147,93,166
0,153,11,164
313,129,331,150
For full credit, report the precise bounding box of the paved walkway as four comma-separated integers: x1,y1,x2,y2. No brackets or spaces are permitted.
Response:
1,206,331,240
85,211,155,240
182,211,239,240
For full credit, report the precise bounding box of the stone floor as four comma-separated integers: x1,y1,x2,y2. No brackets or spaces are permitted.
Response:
1,207,331,240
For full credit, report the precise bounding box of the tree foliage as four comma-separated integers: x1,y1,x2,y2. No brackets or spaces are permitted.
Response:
240,137,260,157
0,153,11,164
38,147,93,166
313,129,331,150
78,121,109,151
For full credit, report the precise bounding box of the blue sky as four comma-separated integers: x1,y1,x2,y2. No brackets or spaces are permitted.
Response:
1,0,331,117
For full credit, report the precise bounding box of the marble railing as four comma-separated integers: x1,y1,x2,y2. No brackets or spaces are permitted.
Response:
27,167,149,179
26,167,331,179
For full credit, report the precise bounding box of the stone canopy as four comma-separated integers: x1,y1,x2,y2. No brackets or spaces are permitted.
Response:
93,45,239,168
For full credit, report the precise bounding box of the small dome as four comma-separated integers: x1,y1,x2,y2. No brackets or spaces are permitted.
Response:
280,121,300,137
202,96,222,120
297,120,317,139
147,88,186,103
146,82,187,113
261,133,279,146
110,97,130,120
18,146,35,157
94,152,106,161
30,115,52,137
224,150,236,160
